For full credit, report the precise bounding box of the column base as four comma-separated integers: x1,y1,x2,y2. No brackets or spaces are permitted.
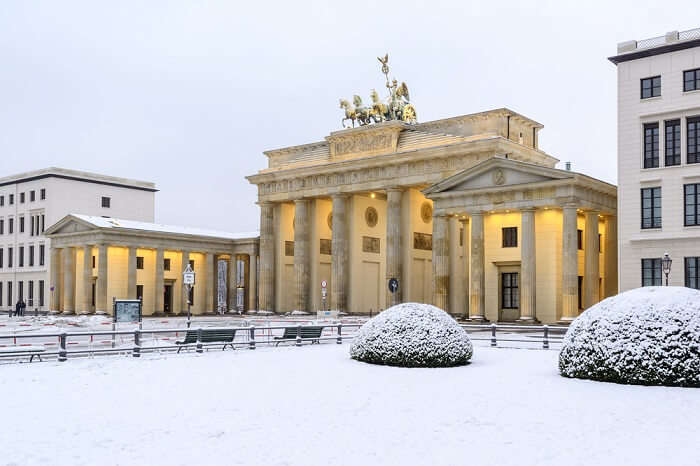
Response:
556,316,576,325
464,316,489,323
61,310,75,316
516,316,541,325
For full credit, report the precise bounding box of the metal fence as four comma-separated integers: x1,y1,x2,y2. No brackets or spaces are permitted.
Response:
0,322,568,364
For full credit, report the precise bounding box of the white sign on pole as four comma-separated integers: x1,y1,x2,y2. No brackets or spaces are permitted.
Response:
321,280,327,288
183,263,196,285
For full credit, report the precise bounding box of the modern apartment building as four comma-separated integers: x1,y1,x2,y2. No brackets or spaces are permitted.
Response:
610,28,700,290
0,168,156,312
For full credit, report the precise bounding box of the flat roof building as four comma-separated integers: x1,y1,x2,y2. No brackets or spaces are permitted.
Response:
609,28,700,290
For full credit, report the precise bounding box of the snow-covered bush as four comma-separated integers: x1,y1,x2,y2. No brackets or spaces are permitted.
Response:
559,287,700,387
350,303,472,367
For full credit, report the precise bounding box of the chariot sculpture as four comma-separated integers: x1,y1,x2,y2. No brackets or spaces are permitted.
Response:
340,54,418,128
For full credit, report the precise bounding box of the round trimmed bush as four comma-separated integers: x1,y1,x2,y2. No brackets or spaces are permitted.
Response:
559,287,700,387
349,303,472,367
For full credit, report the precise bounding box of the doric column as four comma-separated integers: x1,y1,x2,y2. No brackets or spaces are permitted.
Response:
258,202,275,312
154,248,165,314
604,215,618,298
50,247,61,311
460,218,470,319
294,199,311,311
469,212,486,320
248,254,258,311
81,245,93,314
228,255,237,312
386,188,403,307
561,205,578,321
205,252,214,313
331,194,349,312
519,208,537,322
584,211,600,309
96,244,108,313
62,247,75,314
181,250,190,313
127,247,137,300
432,214,449,311
448,215,461,315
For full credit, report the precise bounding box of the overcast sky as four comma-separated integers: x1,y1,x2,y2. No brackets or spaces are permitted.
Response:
0,1,695,232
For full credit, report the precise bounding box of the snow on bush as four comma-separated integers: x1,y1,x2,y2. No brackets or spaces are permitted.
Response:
349,303,472,367
559,287,700,387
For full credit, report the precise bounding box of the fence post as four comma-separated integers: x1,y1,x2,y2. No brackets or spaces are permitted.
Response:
490,323,497,347
336,324,342,344
133,329,141,357
196,327,203,354
543,325,549,350
249,326,256,350
58,333,67,362
296,325,302,347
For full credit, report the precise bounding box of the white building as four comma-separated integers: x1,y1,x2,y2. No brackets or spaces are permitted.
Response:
610,28,700,290
0,168,156,313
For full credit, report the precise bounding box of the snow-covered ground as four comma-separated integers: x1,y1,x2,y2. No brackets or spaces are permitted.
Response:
1,345,697,465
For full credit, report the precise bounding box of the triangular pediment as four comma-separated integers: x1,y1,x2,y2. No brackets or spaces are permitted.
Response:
44,215,100,236
424,157,573,194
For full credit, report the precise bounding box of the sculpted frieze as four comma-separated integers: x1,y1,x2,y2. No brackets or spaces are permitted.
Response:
334,134,393,156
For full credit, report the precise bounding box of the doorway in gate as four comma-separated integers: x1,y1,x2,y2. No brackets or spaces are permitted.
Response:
164,284,173,314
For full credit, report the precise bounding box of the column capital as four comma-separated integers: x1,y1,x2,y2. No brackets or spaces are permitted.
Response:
520,207,537,213
330,192,350,200
386,186,404,193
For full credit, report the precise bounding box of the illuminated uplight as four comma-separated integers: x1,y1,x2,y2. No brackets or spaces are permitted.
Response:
370,192,376,199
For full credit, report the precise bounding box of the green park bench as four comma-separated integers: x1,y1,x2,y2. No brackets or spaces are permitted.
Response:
176,329,237,353
274,326,324,346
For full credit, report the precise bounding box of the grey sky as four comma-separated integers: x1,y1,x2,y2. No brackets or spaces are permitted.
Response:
0,1,694,232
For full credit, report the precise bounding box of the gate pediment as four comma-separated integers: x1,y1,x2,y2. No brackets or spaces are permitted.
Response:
424,157,573,194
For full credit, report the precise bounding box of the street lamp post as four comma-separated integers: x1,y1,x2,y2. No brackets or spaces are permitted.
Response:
662,252,672,286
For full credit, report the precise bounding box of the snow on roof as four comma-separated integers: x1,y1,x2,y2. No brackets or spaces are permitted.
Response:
71,214,258,241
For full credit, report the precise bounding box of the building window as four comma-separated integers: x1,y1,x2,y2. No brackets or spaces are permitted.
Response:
19,192,25,204
9,194,13,205
29,246,34,267
136,285,144,301
641,76,661,99
18,246,24,267
39,280,44,307
642,258,663,286
688,117,700,164
92,283,96,307
598,234,602,253
30,191,35,202
684,183,700,226
685,257,700,290
101,196,111,208
28,281,34,307
0,219,3,235
136,256,144,269
18,281,23,301
684,68,700,92
641,187,662,229
8,247,12,268
643,122,660,168
578,276,583,310
501,272,519,309
0,248,3,268
8,218,12,234
7,282,12,305
19,216,24,233
577,229,583,250
39,245,45,266
40,188,46,200
189,259,195,269
0,281,2,306
665,119,681,166
502,227,518,248
91,255,96,268
30,215,34,236
0,195,3,206
164,258,171,271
